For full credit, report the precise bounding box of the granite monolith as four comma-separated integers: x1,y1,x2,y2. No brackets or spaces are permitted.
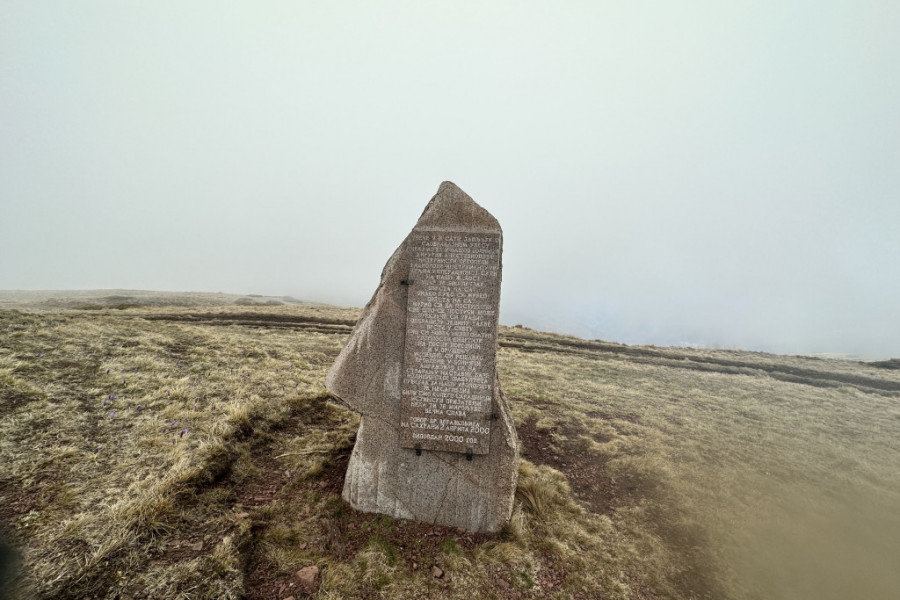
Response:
325,181,519,533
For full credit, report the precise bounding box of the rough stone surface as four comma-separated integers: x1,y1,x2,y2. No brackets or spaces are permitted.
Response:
325,181,519,533
294,566,319,586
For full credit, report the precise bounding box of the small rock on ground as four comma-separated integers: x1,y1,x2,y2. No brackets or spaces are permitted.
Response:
295,565,319,586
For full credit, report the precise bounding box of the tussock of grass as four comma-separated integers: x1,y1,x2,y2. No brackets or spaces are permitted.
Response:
516,461,570,521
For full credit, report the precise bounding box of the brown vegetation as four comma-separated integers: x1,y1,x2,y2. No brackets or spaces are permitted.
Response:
1,291,899,599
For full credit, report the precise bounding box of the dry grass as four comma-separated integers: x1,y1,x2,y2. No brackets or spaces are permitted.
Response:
1,292,898,599
498,327,900,600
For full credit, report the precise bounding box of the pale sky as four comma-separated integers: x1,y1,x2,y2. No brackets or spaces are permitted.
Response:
2,1,899,358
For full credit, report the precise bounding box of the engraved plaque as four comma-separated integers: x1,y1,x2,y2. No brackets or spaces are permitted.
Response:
399,230,501,454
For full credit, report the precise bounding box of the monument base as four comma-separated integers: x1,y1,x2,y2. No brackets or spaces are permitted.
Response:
342,377,517,533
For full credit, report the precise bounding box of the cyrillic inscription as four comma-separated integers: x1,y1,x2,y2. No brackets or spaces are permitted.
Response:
399,230,501,454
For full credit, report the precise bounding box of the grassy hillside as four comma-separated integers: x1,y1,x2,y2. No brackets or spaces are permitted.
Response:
1,292,898,599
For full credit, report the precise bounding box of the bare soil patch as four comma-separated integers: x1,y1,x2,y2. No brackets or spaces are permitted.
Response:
143,312,355,335
517,415,618,515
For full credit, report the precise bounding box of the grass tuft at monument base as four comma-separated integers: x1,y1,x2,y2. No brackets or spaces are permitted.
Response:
1,291,899,599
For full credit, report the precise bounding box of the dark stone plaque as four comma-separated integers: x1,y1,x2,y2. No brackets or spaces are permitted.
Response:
399,230,501,454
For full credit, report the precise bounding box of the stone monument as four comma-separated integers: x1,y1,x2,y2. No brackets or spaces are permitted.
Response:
325,181,519,533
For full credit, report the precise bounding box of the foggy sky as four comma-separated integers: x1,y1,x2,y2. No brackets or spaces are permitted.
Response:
2,2,899,358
